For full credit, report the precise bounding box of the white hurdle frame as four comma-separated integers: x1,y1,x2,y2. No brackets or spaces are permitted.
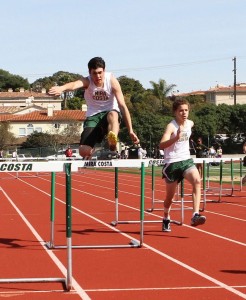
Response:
45,159,147,249
196,157,243,202
111,159,184,227
0,160,78,291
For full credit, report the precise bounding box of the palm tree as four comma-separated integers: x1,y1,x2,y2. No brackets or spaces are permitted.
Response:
149,79,176,109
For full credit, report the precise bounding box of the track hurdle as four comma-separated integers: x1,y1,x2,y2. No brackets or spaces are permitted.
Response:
46,159,147,249
111,159,184,227
202,157,243,202
0,160,78,291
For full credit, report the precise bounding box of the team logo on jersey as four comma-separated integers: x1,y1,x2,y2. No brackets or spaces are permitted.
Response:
93,90,109,101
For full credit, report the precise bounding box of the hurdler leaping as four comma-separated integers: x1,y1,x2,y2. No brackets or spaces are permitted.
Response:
49,57,139,158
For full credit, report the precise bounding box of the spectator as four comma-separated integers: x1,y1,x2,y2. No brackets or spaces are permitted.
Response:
138,145,144,159
193,137,209,179
209,146,216,158
65,146,73,158
216,146,223,158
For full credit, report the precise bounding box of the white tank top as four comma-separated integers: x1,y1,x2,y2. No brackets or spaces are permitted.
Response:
164,119,192,163
84,72,120,117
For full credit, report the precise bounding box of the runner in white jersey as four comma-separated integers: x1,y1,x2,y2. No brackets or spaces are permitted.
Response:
49,57,139,158
159,98,206,232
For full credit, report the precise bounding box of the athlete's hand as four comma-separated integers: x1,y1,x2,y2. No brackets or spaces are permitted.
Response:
130,132,140,145
48,86,64,96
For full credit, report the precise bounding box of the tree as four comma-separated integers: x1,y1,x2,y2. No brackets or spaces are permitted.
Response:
0,122,16,149
31,71,83,109
118,76,145,96
149,79,176,111
60,122,81,146
21,132,55,148
0,69,29,91
229,104,246,134
191,104,218,144
66,97,85,110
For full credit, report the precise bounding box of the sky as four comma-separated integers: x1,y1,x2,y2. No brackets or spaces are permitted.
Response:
1,0,246,93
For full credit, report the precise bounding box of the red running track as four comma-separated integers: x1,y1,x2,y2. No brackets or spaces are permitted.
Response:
0,168,245,300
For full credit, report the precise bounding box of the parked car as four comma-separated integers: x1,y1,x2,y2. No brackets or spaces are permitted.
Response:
232,133,246,144
213,134,230,144
16,154,33,161
47,149,81,160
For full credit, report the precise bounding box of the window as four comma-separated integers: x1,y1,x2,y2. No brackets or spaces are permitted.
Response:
35,127,42,133
27,124,34,135
19,128,26,136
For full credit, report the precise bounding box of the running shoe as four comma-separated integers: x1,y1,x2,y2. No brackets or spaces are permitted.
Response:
242,176,246,185
107,131,118,151
162,219,171,232
191,213,206,226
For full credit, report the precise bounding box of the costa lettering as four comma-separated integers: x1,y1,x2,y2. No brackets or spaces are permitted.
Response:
84,161,113,167
0,163,33,172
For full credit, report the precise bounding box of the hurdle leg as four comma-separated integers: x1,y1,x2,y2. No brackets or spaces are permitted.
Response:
240,158,243,191
146,164,155,212
200,160,206,211
203,160,207,210
219,160,223,202
111,167,119,226
171,179,184,225
46,172,56,249
139,162,145,246
65,163,72,291
230,159,234,196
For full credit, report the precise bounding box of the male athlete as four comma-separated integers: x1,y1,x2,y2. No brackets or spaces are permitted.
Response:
49,57,139,158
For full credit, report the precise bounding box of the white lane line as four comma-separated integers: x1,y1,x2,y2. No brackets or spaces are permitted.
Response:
8,176,246,299
142,242,246,299
0,187,91,300
84,285,246,292
20,173,246,248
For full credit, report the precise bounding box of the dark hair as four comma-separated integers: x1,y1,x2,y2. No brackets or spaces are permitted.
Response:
172,97,190,112
88,57,105,71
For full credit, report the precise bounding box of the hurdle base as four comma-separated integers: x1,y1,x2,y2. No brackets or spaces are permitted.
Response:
44,242,140,249
146,208,153,212
45,241,54,249
171,220,183,226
